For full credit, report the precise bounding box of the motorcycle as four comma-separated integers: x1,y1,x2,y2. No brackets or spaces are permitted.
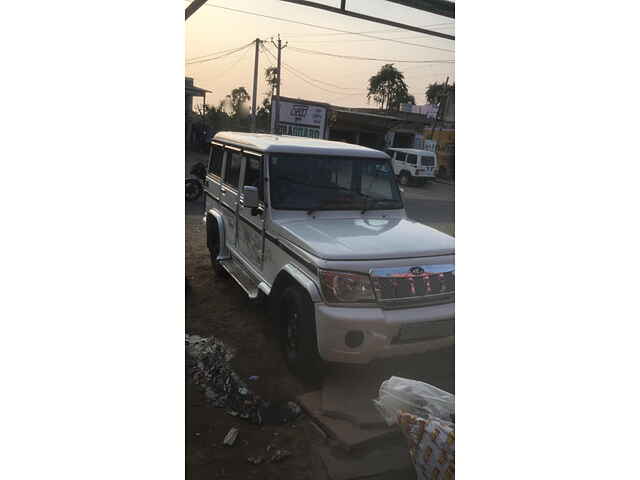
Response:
185,162,207,201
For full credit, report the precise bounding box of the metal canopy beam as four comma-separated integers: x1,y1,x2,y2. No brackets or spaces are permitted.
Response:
280,0,454,40
385,0,454,19
185,0,209,20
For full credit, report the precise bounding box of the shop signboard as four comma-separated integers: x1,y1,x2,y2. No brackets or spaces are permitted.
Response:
272,98,328,139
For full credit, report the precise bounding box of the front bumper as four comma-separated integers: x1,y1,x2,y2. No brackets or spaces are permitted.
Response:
314,302,454,364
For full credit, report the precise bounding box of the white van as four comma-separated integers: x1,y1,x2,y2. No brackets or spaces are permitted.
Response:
386,148,438,186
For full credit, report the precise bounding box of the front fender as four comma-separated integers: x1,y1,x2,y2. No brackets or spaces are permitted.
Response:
282,264,322,303
205,209,228,258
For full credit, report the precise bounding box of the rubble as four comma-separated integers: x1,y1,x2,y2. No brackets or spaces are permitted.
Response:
223,427,239,446
247,456,265,465
186,334,303,425
269,449,292,463
186,334,265,424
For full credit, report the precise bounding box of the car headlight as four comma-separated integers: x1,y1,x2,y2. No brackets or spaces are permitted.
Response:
319,270,375,304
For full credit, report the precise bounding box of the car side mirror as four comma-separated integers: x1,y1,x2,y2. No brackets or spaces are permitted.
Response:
242,186,259,209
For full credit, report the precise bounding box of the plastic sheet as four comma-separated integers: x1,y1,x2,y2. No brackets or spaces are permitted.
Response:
373,376,454,426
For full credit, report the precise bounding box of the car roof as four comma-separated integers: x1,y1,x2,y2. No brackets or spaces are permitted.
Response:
213,131,388,159
387,147,436,155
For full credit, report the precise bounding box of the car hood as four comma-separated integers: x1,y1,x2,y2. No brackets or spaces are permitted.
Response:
277,217,454,260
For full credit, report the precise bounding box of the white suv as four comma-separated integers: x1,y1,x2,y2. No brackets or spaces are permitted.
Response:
203,132,454,377
386,147,438,186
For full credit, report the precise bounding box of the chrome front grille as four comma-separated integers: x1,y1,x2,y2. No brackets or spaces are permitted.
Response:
370,264,454,307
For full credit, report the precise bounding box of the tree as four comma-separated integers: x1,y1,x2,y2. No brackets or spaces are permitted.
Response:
425,82,454,105
264,66,279,98
226,86,251,118
367,64,414,111
256,96,271,132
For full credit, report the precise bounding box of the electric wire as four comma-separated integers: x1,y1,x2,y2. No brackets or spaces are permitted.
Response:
288,46,454,64
198,3,454,51
262,45,363,96
283,23,454,38
186,41,254,62
186,41,254,65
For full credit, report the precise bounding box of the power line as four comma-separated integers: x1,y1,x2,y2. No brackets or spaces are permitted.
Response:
199,3,454,52
263,44,364,96
186,41,254,65
283,23,454,38
294,35,453,44
283,63,364,96
186,40,255,62
288,46,454,64
284,62,361,91
264,45,359,91
208,47,253,83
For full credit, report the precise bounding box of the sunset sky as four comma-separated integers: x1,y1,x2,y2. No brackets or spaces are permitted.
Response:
185,0,455,111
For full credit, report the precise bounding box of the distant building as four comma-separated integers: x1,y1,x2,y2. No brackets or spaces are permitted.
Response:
271,96,450,166
185,77,210,146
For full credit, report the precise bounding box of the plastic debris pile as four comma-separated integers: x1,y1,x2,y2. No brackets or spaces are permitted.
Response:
186,334,301,425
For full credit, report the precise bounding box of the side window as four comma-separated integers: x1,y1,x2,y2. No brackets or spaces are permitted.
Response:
208,145,224,176
396,152,406,162
406,154,418,165
223,151,242,188
243,155,263,200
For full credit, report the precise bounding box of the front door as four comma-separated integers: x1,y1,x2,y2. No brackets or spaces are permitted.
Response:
220,147,242,249
237,152,265,269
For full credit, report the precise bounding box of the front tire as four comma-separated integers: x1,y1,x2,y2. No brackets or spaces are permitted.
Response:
399,172,411,186
279,285,324,380
207,227,226,277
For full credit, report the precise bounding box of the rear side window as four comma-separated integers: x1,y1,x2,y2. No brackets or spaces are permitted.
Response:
406,154,418,165
396,152,406,162
243,155,263,200
208,145,224,176
224,151,242,188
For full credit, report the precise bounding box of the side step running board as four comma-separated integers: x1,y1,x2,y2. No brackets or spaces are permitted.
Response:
219,258,259,299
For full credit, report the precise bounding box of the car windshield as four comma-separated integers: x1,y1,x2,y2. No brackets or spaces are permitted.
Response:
269,154,403,211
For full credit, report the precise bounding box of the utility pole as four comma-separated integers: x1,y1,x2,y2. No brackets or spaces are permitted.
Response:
250,38,261,133
270,35,287,134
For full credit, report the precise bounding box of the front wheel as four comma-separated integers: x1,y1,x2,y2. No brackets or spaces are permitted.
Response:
208,230,226,277
399,172,411,186
279,285,325,381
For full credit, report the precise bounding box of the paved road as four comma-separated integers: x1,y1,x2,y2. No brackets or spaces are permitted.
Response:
402,182,455,237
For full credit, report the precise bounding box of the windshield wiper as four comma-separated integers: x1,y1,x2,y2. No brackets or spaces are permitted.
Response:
307,199,335,215
360,194,377,214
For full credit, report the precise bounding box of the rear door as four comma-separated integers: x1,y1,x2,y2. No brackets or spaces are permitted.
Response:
220,146,243,249
237,152,265,269
204,142,225,210
394,151,406,175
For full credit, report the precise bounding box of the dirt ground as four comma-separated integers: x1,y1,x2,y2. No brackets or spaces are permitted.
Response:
185,152,454,479
186,196,317,480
